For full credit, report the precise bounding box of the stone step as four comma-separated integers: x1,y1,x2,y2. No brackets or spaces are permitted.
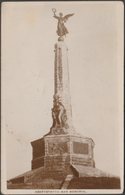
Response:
61,174,74,189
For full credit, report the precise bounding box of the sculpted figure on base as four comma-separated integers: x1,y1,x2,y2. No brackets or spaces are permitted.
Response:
50,95,69,134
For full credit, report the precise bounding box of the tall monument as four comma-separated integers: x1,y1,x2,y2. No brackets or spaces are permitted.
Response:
7,9,120,189
31,9,95,172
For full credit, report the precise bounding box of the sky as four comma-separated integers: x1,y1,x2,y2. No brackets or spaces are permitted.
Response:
1,1,123,181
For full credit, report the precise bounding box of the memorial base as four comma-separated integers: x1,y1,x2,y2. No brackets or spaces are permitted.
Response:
31,133,95,170
7,165,120,189
7,132,120,189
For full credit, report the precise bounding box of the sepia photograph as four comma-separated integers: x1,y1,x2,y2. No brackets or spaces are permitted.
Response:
1,1,124,194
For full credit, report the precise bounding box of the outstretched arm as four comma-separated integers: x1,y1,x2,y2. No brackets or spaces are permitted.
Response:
53,13,59,19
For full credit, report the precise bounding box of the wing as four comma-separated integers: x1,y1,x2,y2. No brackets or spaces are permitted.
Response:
63,13,74,22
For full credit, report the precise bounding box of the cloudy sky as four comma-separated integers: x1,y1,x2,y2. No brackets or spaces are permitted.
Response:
1,1,123,180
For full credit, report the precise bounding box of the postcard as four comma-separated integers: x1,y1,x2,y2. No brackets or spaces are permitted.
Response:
1,1,124,194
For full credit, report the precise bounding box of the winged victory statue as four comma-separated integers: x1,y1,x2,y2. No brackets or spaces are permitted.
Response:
52,8,74,40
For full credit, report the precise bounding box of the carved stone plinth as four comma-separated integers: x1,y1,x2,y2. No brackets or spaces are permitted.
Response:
31,134,95,171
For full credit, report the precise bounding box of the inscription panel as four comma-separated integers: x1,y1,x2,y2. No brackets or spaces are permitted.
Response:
48,142,68,155
73,142,89,154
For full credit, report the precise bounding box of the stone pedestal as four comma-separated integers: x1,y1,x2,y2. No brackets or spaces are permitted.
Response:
31,134,95,171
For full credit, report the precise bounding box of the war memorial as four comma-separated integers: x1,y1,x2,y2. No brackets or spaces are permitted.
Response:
7,9,120,190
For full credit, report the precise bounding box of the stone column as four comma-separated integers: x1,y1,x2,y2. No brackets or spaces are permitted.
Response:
50,40,74,135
